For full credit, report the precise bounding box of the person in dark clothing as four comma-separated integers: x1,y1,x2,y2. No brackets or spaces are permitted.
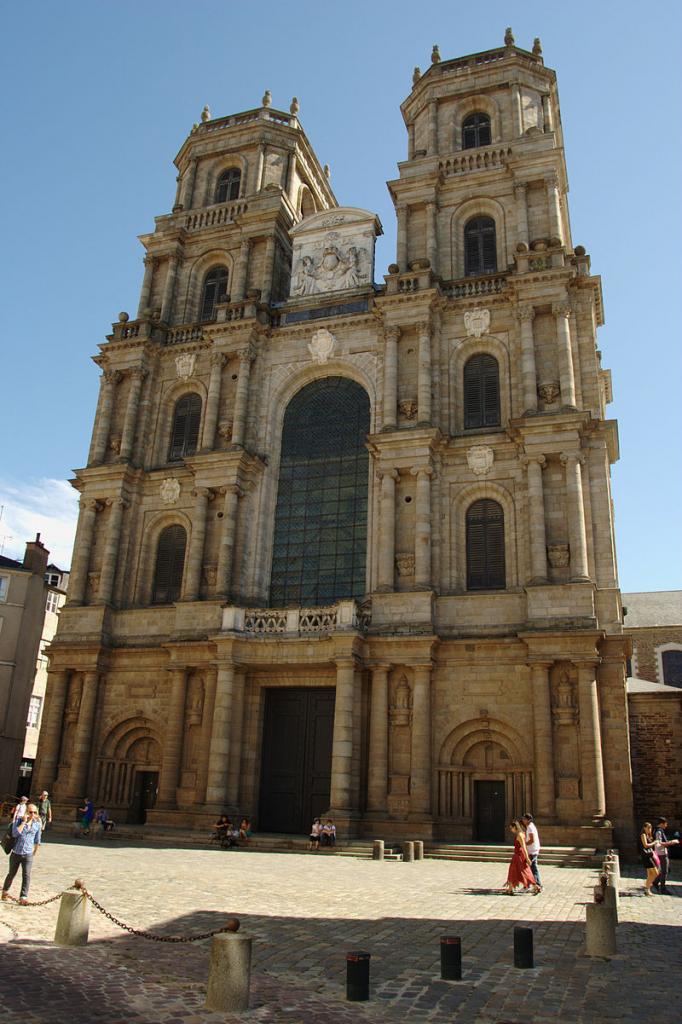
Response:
652,817,679,894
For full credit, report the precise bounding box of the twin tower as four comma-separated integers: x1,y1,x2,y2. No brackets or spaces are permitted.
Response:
36,32,634,848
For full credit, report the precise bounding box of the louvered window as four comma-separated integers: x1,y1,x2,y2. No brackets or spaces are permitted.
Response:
152,525,187,604
466,499,505,591
464,216,497,276
215,168,241,203
662,650,682,688
462,112,491,149
168,393,201,462
464,354,500,429
200,266,229,321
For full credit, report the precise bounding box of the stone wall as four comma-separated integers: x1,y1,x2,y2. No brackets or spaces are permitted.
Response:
628,691,682,827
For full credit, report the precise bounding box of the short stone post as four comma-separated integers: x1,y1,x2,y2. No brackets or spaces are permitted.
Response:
205,932,252,1013
603,881,619,923
414,840,424,861
402,841,414,862
585,904,617,957
54,891,90,946
605,854,620,888
372,839,385,861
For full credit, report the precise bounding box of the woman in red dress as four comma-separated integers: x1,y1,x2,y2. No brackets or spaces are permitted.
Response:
503,819,541,895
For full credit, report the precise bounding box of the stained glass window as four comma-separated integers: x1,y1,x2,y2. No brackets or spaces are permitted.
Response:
270,377,370,607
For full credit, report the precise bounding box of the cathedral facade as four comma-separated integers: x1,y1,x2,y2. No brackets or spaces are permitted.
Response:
36,32,634,847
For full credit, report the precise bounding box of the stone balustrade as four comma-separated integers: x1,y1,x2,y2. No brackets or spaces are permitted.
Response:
184,201,248,232
222,599,371,636
197,107,298,134
165,324,205,345
442,273,508,299
439,146,512,177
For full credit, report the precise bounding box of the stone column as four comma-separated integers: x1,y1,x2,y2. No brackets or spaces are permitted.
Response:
516,305,538,413
156,667,188,807
426,202,438,274
396,205,408,271
514,183,529,249
560,453,590,581
68,499,101,605
137,255,156,318
226,668,246,806
232,240,251,302
205,662,236,807
427,99,438,155
216,485,243,598
33,668,69,792
546,174,564,244
183,488,213,601
553,303,577,408
201,353,225,451
377,469,398,591
180,158,198,209
588,445,618,587
407,122,415,160
511,84,523,135
417,321,432,425
410,664,432,815
260,236,277,304
255,144,266,191
329,658,357,812
119,367,146,462
529,662,555,817
366,665,389,813
411,466,433,589
195,668,217,803
577,662,606,819
97,497,128,605
91,370,121,465
231,345,254,446
523,455,548,582
66,670,99,799
285,151,296,199
382,327,399,430
160,253,179,323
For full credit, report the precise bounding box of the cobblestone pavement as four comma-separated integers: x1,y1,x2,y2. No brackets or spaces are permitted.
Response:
1,838,681,1023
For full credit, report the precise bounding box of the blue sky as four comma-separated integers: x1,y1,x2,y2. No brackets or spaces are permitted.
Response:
1,0,680,591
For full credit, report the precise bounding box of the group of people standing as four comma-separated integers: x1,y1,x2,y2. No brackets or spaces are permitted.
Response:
503,813,543,895
639,818,678,895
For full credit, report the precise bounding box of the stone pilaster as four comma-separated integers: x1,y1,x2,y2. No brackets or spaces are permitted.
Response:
329,658,357,812
515,305,538,413
183,488,214,601
407,122,415,161
546,173,563,244
156,667,188,807
160,252,179,322
215,485,243,598
396,205,408,271
377,469,398,592
97,496,129,605
226,669,246,806
65,670,99,799
411,466,433,589
511,83,523,135
180,158,198,209
529,661,555,817
417,321,432,426
382,327,399,430
68,499,101,605
577,662,606,820
560,452,590,581
91,369,121,465
119,367,146,462
232,240,251,302
514,182,529,248
366,664,390,813
33,668,70,793
553,303,577,409
410,664,432,815
231,345,255,446
426,202,438,275
205,661,236,808
201,353,226,451
137,255,155,318
260,236,277,304
427,99,438,155
522,455,548,582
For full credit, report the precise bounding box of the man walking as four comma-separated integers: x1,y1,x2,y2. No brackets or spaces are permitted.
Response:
652,817,679,894
36,791,52,831
522,812,542,892
2,803,42,905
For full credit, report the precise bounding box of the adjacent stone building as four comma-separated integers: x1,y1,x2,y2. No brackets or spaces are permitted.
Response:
37,32,635,846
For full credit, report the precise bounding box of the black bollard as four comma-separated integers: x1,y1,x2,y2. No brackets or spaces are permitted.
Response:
346,950,371,1001
440,936,462,980
513,926,534,968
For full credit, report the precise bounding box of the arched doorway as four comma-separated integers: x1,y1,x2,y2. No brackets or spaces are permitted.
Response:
95,717,162,823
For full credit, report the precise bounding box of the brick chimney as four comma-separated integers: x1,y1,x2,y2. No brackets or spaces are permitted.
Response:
23,532,50,575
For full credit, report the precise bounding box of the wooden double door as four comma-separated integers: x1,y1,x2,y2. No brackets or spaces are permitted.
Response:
259,688,335,834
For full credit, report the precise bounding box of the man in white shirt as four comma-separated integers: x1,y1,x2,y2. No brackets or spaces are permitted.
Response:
521,813,542,891
12,797,28,823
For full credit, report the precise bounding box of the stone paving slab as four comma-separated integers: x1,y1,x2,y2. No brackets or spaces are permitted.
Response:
1,838,681,1023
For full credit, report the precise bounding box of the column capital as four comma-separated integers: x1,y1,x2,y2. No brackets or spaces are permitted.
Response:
513,181,528,196
335,655,359,670
192,487,215,501
410,465,434,479
237,344,256,364
521,453,546,469
515,304,535,323
210,351,227,369
143,254,157,268
552,302,572,319
416,320,431,340
560,451,585,468
103,369,122,386
239,239,252,256
545,172,561,192
79,497,102,513
377,468,400,482
527,658,554,669
105,496,130,510
220,484,244,498
369,661,392,673
384,326,401,343
127,365,148,381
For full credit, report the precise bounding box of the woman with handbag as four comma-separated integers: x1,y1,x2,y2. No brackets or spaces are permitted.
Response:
2,804,42,905
639,821,660,896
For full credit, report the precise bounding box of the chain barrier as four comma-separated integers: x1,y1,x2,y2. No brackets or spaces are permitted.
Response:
2,878,240,943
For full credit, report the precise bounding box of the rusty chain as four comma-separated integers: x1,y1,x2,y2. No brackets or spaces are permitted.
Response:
2,879,240,942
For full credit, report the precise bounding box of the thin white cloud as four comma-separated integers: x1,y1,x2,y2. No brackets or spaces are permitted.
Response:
0,477,79,569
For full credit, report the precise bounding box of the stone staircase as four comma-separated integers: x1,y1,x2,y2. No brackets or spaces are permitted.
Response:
424,843,601,867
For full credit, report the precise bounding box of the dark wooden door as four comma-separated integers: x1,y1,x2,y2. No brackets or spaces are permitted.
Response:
474,780,506,841
130,771,158,824
259,688,335,834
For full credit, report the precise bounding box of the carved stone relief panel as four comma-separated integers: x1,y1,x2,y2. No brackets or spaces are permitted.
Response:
289,208,381,299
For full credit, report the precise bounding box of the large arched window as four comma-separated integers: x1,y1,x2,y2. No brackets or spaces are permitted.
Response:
462,112,491,149
215,168,241,203
152,525,187,604
168,393,202,461
466,499,505,591
200,266,229,321
464,216,497,276
464,354,501,429
270,377,370,607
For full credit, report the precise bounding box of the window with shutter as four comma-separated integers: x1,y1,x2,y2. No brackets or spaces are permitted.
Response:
168,393,202,461
464,354,500,429
466,499,505,591
662,650,682,688
152,525,187,604
462,112,491,149
215,169,241,204
464,216,497,276
200,266,229,321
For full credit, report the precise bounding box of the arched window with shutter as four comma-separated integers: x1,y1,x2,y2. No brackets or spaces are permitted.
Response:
464,354,500,429
462,112,491,149
466,499,505,591
200,266,229,321
168,393,202,461
215,168,241,203
152,525,187,604
464,216,497,276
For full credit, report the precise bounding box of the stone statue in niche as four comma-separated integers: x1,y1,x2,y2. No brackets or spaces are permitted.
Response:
185,674,205,727
65,676,82,718
390,675,413,727
292,232,369,297
552,669,578,726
